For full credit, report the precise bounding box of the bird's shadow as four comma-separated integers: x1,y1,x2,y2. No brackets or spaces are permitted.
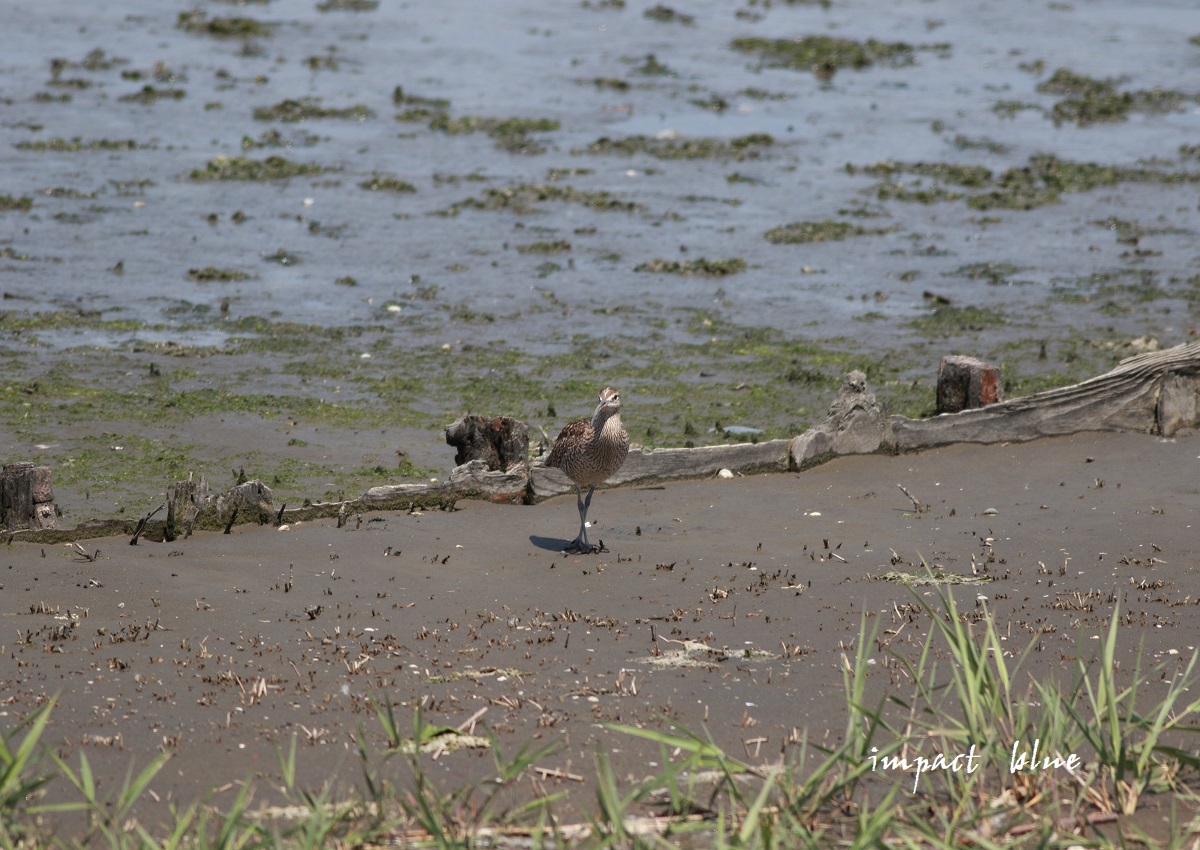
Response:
529,534,571,552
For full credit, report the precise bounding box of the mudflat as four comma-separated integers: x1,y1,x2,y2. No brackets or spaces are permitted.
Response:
2,429,1197,834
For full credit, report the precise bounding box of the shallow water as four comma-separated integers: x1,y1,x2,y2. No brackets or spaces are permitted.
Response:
3,0,1200,515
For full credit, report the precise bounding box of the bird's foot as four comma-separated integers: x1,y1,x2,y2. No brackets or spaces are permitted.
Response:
562,538,607,555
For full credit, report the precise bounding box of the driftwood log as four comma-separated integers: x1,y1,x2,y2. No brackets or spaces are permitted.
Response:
889,339,1200,450
8,340,1200,542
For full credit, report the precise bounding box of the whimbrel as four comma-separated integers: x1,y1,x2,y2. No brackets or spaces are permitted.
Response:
545,386,629,553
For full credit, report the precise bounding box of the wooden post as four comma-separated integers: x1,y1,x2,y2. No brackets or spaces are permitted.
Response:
1,462,57,531
937,355,1004,414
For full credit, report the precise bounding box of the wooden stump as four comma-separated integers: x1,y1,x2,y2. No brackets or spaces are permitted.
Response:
1,462,57,531
937,355,1004,414
163,476,273,539
165,475,206,541
1158,371,1200,437
445,415,530,472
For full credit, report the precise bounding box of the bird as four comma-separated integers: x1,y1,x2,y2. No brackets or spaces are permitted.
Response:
544,386,629,553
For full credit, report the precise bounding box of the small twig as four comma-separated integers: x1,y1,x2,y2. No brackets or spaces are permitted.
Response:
69,542,99,563
129,502,165,546
456,706,488,735
275,503,286,527
534,766,585,783
223,506,239,535
897,483,926,514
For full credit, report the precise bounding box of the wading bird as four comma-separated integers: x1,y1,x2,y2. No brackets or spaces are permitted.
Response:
545,386,629,553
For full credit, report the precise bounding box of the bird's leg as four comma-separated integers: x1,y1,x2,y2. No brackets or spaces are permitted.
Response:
567,486,598,553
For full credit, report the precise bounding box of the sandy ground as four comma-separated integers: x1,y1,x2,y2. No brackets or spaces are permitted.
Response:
2,430,1198,834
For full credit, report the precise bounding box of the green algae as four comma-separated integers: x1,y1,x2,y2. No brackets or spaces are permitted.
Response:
631,54,674,76
644,4,693,24
764,220,887,244
0,195,33,212
435,184,641,216
1036,68,1190,126
3,299,1119,514
909,305,1007,335
852,154,1200,211
849,161,991,187
951,135,1010,154
119,86,187,104
690,94,729,112
187,267,250,282
992,100,1041,119
948,262,1028,286
872,183,963,204
634,258,746,276
392,87,450,112
516,240,572,254
359,174,416,193
730,35,922,75
50,48,127,76
582,133,773,160
177,10,273,38
304,53,339,71
426,115,560,155
253,98,375,122
241,128,321,150
189,155,329,181
588,77,631,91
316,0,379,10
15,138,147,152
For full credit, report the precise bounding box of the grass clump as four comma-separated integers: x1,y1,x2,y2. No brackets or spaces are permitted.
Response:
189,155,328,181
634,257,746,276
2,580,1197,846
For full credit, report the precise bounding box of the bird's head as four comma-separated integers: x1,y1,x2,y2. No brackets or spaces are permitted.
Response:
592,386,622,423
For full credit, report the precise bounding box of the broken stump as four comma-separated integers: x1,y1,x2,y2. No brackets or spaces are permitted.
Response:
937,355,1004,414
445,415,530,472
1,462,57,531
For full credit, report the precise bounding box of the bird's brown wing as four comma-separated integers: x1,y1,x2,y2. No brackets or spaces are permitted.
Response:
545,418,590,469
